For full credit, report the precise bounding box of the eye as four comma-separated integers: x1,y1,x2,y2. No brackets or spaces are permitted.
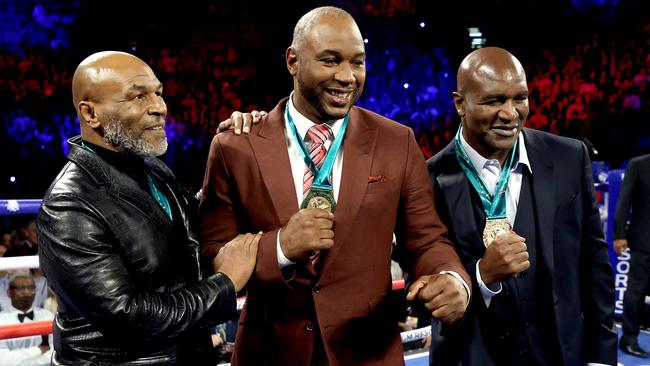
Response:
321,58,337,65
352,60,365,67
134,94,146,101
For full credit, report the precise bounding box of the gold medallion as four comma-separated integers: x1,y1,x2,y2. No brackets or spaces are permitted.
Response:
301,188,336,213
482,218,511,247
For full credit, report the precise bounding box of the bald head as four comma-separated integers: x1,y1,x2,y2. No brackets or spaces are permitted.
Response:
453,47,529,163
456,47,526,95
291,6,358,51
72,51,151,108
71,51,167,157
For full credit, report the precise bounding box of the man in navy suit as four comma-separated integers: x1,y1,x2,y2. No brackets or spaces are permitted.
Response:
614,154,650,358
426,47,617,365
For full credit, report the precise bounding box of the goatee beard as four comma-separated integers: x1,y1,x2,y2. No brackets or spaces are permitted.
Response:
102,115,167,157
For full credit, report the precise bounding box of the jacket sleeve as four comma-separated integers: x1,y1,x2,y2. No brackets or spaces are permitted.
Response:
37,194,237,343
394,129,471,289
578,143,617,364
614,159,637,240
199,133,290,285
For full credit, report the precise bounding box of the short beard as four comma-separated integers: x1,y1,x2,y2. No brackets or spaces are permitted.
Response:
102,115,167,158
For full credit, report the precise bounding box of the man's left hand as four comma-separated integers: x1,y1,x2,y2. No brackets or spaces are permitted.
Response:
406,274,468,324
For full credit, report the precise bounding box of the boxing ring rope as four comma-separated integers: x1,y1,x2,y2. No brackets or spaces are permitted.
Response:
0,200,428,347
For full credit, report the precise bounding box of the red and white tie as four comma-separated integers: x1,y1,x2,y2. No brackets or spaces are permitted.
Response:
302,124,333,195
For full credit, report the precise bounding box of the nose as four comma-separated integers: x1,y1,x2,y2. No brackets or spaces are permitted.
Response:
334,62,355,85
498,100,518,121
148,95,167,117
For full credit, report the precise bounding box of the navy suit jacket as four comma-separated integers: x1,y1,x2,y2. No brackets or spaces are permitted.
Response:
614,154,650,252
426,128,617,365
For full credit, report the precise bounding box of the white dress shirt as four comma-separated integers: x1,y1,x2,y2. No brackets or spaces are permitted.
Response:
0,305,53,366
276,94,345,267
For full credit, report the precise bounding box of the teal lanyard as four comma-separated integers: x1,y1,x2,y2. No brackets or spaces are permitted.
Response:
81,141,173,220
145,174,173,220
285,104,349,190
454,126,518,219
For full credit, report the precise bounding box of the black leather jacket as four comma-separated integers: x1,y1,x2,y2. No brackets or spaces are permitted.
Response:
37,136,236,365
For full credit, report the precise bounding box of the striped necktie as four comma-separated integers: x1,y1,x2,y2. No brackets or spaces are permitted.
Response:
302,124,333,195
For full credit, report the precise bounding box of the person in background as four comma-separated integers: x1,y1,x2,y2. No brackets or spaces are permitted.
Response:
0,273,52,365
614,153,650,358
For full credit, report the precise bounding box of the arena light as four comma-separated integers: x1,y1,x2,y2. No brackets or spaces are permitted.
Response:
467,27,486,49
364,38,368,44
403,83,409,89
10,176,16,183
419,22,425,28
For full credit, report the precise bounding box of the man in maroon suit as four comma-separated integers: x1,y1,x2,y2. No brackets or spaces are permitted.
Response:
199,6,470,365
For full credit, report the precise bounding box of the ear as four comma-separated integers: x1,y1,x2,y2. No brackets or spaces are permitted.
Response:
286,47,298,76
78,101,101,129
452,92,465,117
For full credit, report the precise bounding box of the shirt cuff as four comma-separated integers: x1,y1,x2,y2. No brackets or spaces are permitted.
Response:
276,229,295,268
476,259,502,307
587,363,612,366
439,271,471,307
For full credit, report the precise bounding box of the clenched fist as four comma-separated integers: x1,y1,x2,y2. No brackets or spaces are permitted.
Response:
479,231,529,285
406,274,469,324
279,208,334,261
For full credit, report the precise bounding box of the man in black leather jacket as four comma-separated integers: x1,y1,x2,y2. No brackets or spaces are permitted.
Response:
37,51,260,365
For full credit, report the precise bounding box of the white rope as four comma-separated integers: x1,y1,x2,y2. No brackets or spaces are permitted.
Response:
0,255,40,270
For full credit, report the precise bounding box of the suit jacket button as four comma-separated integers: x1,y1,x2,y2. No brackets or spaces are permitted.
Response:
306,322,316,332
312,284,320,293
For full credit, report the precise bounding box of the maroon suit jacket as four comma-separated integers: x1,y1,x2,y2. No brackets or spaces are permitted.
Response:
199,98,469,365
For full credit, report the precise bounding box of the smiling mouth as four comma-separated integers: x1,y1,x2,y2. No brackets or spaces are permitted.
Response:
145,125,165,130
325,89,354,106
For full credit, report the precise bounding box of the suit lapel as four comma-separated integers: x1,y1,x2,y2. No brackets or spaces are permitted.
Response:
436,143,485,256
320,107,377,272
250,99,300,226
522,129,556,278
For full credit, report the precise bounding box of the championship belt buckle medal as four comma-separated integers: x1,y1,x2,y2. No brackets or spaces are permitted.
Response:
301,187,336,213
482,217,511,247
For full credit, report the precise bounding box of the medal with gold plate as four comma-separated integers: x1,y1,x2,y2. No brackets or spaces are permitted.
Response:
454,126,519,248
301,187,336,213
482,217,511,247
285,104,349,216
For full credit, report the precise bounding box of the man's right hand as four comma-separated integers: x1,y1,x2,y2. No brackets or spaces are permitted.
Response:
217,110,267,135
614,239,628,255
279,209,334,261
478,231,529,285
213,233,261,291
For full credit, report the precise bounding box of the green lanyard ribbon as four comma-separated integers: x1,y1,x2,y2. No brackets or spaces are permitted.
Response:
285,104,348,190
454,126,518,219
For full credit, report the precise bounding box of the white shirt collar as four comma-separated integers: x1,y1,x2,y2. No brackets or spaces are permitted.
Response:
459,130,532,174
7,304,34,313
287,92,344,140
